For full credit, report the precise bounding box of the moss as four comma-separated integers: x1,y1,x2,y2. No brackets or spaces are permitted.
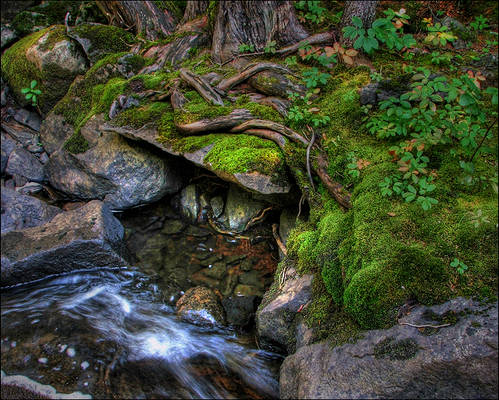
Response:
11,11,48,36
70,24,136,62
0,25,78,112
153,1,184,21
114,102,170,129
63,131,89,154
374,337,419,360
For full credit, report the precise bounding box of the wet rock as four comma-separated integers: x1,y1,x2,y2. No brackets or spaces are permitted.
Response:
1,24,17,49
239,270,264,288
13,108,41,132
45,115,183,210
38,152,49,164
222,295,260,327
108,95,140,119
2,120,39,148
234,284,262,297
202,262,226,279
161,219,186,235
15,181,43,195
12,174,28,187
190,271,221,289
176,286,226,327
179,184,201,223
6,147,45,183
1,79,9,106
471,54,498,86
210,196,224,218
360,78,410,106
280,298,498,399
256,265,313,353
1,200,127,287
221,272,238,296
135,233,166,271
1,187,61,233
240,258,255,271
223,184,267,232
294,317,314,350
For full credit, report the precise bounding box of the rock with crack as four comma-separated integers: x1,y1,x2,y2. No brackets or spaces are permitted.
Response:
45,114,183,210
1,200,128,287
280,297,498,399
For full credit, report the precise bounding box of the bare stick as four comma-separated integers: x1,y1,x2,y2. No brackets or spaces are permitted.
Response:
231,119,309,146
176,109,253,134
272,223,288,257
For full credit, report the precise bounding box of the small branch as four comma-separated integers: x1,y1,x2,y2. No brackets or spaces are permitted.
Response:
179,68,224,106
469,117,498,162
277,31,335,57
245,206,274,230
399,322,451,329
315,152,352,209
272,223,287,257
306,126,316,191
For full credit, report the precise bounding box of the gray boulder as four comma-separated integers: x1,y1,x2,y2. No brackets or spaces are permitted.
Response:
39,112,75,155
13,108,41,131
256,264,313,353
222,295,259,327
1,200,127,287
45,115,183,210
1,187,61,233
280,298,498,399
1,132,18,174
6,147,45,182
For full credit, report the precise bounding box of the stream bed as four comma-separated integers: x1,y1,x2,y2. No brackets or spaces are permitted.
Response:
1,203,283,399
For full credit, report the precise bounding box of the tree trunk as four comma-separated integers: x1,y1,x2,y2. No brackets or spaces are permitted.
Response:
182,0,209,22
340,0,378,46
95,0,177,40
211,0,308,63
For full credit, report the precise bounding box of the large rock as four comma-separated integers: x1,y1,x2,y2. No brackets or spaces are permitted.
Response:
45,115,183,210
222,184,267,232
256,264,314,353
1,132,18,174
222,295,259,327
179,184,201,223
176,286,226,327
280,298,498,399
5,147,45,182
1,200,127,286
1,187,61,233
1,25,88,113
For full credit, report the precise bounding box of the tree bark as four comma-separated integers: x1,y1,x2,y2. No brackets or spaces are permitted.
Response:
211,0,308,63
182,0,209,22
340,0,378,46
95,0,177,40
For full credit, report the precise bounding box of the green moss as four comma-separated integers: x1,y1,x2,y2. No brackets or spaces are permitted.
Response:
114,102,170,129
63,131,89,154
70,24,136,63
11,11,48,36
374,337,419,360
0,25,78,112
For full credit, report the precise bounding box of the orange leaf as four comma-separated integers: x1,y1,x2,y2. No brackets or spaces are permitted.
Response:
393,20,403,29
333,42,341,52
345,49,358,57
398,166,409,172
357,159,371,170
343,55,354,65
324,46,336,57
417,143,425,151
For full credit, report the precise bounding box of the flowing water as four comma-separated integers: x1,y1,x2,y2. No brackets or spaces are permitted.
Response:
1,267,282,398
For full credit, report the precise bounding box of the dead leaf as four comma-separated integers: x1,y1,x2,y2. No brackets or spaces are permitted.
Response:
357,159,371,169
324,46,336,57
308,107,320,113
343,55,354,65
398,166,409,172
345,49,358,57
387,212,396,217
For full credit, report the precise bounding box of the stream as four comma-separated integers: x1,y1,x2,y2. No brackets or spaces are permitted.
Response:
1,204,283,399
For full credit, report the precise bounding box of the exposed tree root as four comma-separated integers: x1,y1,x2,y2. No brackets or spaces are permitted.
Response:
306,127,316,191
168,79,188,111
277,31,335,56
317,153,352,209
176,109,253,134
217,62,293,92
230,119,309,146
179,68,225,106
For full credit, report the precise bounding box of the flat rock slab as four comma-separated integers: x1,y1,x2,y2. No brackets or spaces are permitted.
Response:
1,187,61,233
1,200,127,287
280,298,498,399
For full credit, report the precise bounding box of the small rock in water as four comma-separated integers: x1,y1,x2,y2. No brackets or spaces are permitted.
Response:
58,344,67,353
81,361,89,370
10,341,16,348
38,357,48,364
66,347,76,357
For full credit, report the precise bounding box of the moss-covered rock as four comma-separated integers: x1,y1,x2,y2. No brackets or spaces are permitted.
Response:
1,25,87,114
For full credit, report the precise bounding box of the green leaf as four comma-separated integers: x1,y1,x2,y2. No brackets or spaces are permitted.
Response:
459,93,475,107
30,80,37,89
352,16,363,28
21,88,30,94
450,258,459,267
25,93,33,99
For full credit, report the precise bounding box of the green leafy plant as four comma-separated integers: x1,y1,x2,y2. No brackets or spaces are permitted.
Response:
450,258,468,275
430,51,452,66
425,23,456,46
264,40,277,54
342,9,416,54
238,43,255,53
470,15,489,31
21,80,42,107
285,55,298,66
370,71,383,82
302,67,330,88
346,152,370,180
295,0,326,24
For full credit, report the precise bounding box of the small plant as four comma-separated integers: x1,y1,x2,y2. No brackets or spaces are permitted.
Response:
430,51,451,66
346,152,370,179
302,67,330,88
238,43,255,53
323,43,358,65
370,71,383,82
469,209,490,228
21,80,42,107
424,22,456,46
264,40,277,54
295,0,326,24
450,258,468,275
470,15,489,32
285,56,298,66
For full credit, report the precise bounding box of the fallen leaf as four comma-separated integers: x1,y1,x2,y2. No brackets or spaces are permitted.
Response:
345,49,358,57
343,55,354,65
387,212,396,217
308,107,320,113
357,159,371,169
324,46,336,57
